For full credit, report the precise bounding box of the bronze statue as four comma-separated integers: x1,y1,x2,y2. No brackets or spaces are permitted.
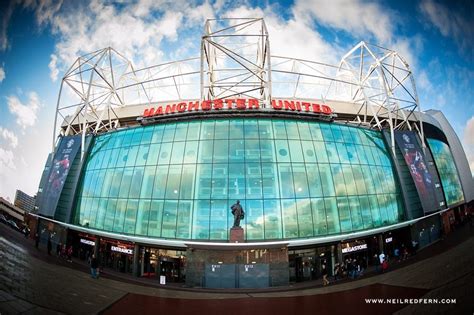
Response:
231,200,245,228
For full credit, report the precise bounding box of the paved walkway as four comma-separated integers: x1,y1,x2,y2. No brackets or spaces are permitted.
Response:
0,223,473,314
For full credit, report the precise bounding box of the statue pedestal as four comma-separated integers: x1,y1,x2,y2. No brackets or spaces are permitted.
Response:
230,227,244,243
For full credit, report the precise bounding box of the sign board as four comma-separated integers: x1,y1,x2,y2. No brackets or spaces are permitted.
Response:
111,245,133,255
37,135,82,217
143,98,333,118
385,237,393,243
342,243,368,254
80,238,95,246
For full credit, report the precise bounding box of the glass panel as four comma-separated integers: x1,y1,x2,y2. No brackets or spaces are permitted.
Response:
313,141,329,163
212,164,228,199
195,164,212,199
123,199,138,234
129,167,144,199
198,140,214,163
229,140,245,162
200,120,215,139
245,140,260,162
285,121,300,139
288,140,304,162
246,163,262,199
296,199,313,237
112,199,127,233
174,123,188,141
260,139,276,162
342,165,356,195
229,120,244,139
214,120,229,139
297,122,312,140
213,140,229,163
162,200,178,238
348,196,363,230
210,200,228,240
136,145,149,166
264,200,282,239
262,163,279,198
272,121,287,139
135,200,150,236
109,168,124,198
301,141,316,163
165,165,182,199
331,164,347,196
148,200,164,237
258,120,273,139
183,141,199,164
319,164,335,196
244,120,259,139
337,197,352,232
192,200,210,239
140,166,156,199
152,165,169,199
151,125,164,143
180,164,196,199
162,124,176,142
170,142,185,164
245,200,264,240
119,168,133,198
158,142,172,164
311,198,327,235
278,164,295,198
369,196,382,227
176,200,193,239
186,121,201,141
228,163,246,200
292,164,309,198
146,143,161,165
103,199,117,231
281,199,298,238
306,164,323,197
275,140,290,162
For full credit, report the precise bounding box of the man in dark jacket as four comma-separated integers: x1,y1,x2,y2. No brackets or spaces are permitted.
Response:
90,254,99,279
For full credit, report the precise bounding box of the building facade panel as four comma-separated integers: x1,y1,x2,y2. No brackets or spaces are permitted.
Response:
73,118,405,241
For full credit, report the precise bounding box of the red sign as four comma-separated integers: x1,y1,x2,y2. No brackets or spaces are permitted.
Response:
142,98,332,118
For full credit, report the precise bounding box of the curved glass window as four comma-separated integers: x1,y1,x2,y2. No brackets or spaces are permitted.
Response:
427,138,464,206
75,119,404,241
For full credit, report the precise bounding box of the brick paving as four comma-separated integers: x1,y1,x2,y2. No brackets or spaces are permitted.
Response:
0,222,473,314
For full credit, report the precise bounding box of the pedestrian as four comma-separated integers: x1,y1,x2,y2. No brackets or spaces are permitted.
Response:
373,254,380,273
322,263,329,286
394,247,400,262
34,232,39,249
333,263,340,281
378,252,385,273
56,243,62,257
382,258,388,272
90,254,99,279
47,235,52,255
67,245,73,262
411,240,418,255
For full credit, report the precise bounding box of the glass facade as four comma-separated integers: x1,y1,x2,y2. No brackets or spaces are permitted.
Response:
74,118,405,241
427,138,464,206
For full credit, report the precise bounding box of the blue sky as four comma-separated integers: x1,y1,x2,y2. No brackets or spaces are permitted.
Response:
0,0,473,200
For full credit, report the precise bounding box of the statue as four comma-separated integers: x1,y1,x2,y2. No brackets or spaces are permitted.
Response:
231,200,245,228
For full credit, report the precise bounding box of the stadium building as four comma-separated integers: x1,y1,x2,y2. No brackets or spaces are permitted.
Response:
34,18,473,288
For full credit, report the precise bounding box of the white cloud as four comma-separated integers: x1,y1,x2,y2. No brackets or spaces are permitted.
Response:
463,116,474,176
0,127,18,148
0,66,5,82
48,54,59,81
293,0,395,43
420,0,474,58
7,92,42,129
0,147,16,175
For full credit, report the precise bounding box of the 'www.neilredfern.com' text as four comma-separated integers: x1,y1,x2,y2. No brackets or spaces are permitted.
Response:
365,298,456,304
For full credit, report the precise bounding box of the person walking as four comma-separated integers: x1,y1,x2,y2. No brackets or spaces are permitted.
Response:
56,243,62,257
47,235,52,255
90,254,99,279
67,245,73,263
322,263,329,286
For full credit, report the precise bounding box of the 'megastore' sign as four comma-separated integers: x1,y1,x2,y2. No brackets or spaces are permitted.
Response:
143,98,333,118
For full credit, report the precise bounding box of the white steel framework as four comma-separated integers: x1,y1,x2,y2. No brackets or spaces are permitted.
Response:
52,19,424,157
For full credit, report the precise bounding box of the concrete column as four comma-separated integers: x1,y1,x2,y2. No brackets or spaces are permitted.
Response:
378,234,384,254
330,245,336,276
336,243,342,264
132,244,140,277
94,237,100,258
